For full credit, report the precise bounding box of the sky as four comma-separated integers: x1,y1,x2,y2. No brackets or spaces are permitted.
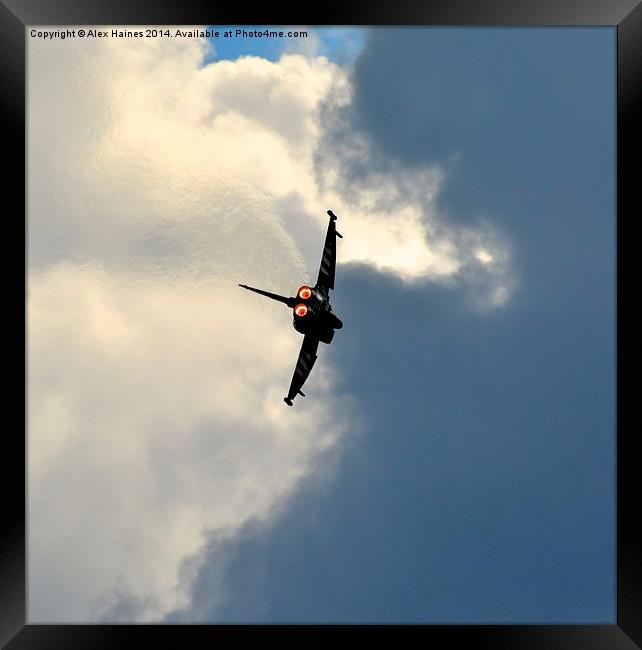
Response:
27,26,615,623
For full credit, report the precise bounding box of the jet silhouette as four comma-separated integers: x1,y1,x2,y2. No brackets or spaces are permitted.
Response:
240,210,343,405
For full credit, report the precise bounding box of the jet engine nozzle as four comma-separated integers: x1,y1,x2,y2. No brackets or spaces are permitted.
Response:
294,303,309,317
297,286,312,299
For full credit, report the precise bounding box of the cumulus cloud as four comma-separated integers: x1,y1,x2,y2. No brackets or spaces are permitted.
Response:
314,85,515,306
29,266,348,621
28,27,513,622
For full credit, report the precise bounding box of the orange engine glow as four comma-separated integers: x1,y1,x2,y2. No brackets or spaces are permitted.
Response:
298,286,312,299
294,303,308,317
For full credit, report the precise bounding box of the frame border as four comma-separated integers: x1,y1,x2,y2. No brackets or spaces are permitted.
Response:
4,0,639,647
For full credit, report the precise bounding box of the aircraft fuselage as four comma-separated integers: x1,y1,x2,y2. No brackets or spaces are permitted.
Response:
292,285,343,344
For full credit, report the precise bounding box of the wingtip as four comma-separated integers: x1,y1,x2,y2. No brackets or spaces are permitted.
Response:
284,397,293,406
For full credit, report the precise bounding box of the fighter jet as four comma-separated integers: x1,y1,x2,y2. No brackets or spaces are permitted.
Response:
239,210,343,406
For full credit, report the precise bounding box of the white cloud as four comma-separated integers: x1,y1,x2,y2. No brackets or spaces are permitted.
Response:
28,266,348,621
28,27,513,622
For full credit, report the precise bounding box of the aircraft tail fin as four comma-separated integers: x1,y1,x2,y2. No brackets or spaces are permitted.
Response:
239,284,297,308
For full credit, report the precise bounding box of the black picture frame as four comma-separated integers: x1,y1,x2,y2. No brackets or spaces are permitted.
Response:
4,0,639,647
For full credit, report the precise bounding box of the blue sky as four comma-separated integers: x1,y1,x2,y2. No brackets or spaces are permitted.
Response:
180,27,616,623
204,26,366,65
